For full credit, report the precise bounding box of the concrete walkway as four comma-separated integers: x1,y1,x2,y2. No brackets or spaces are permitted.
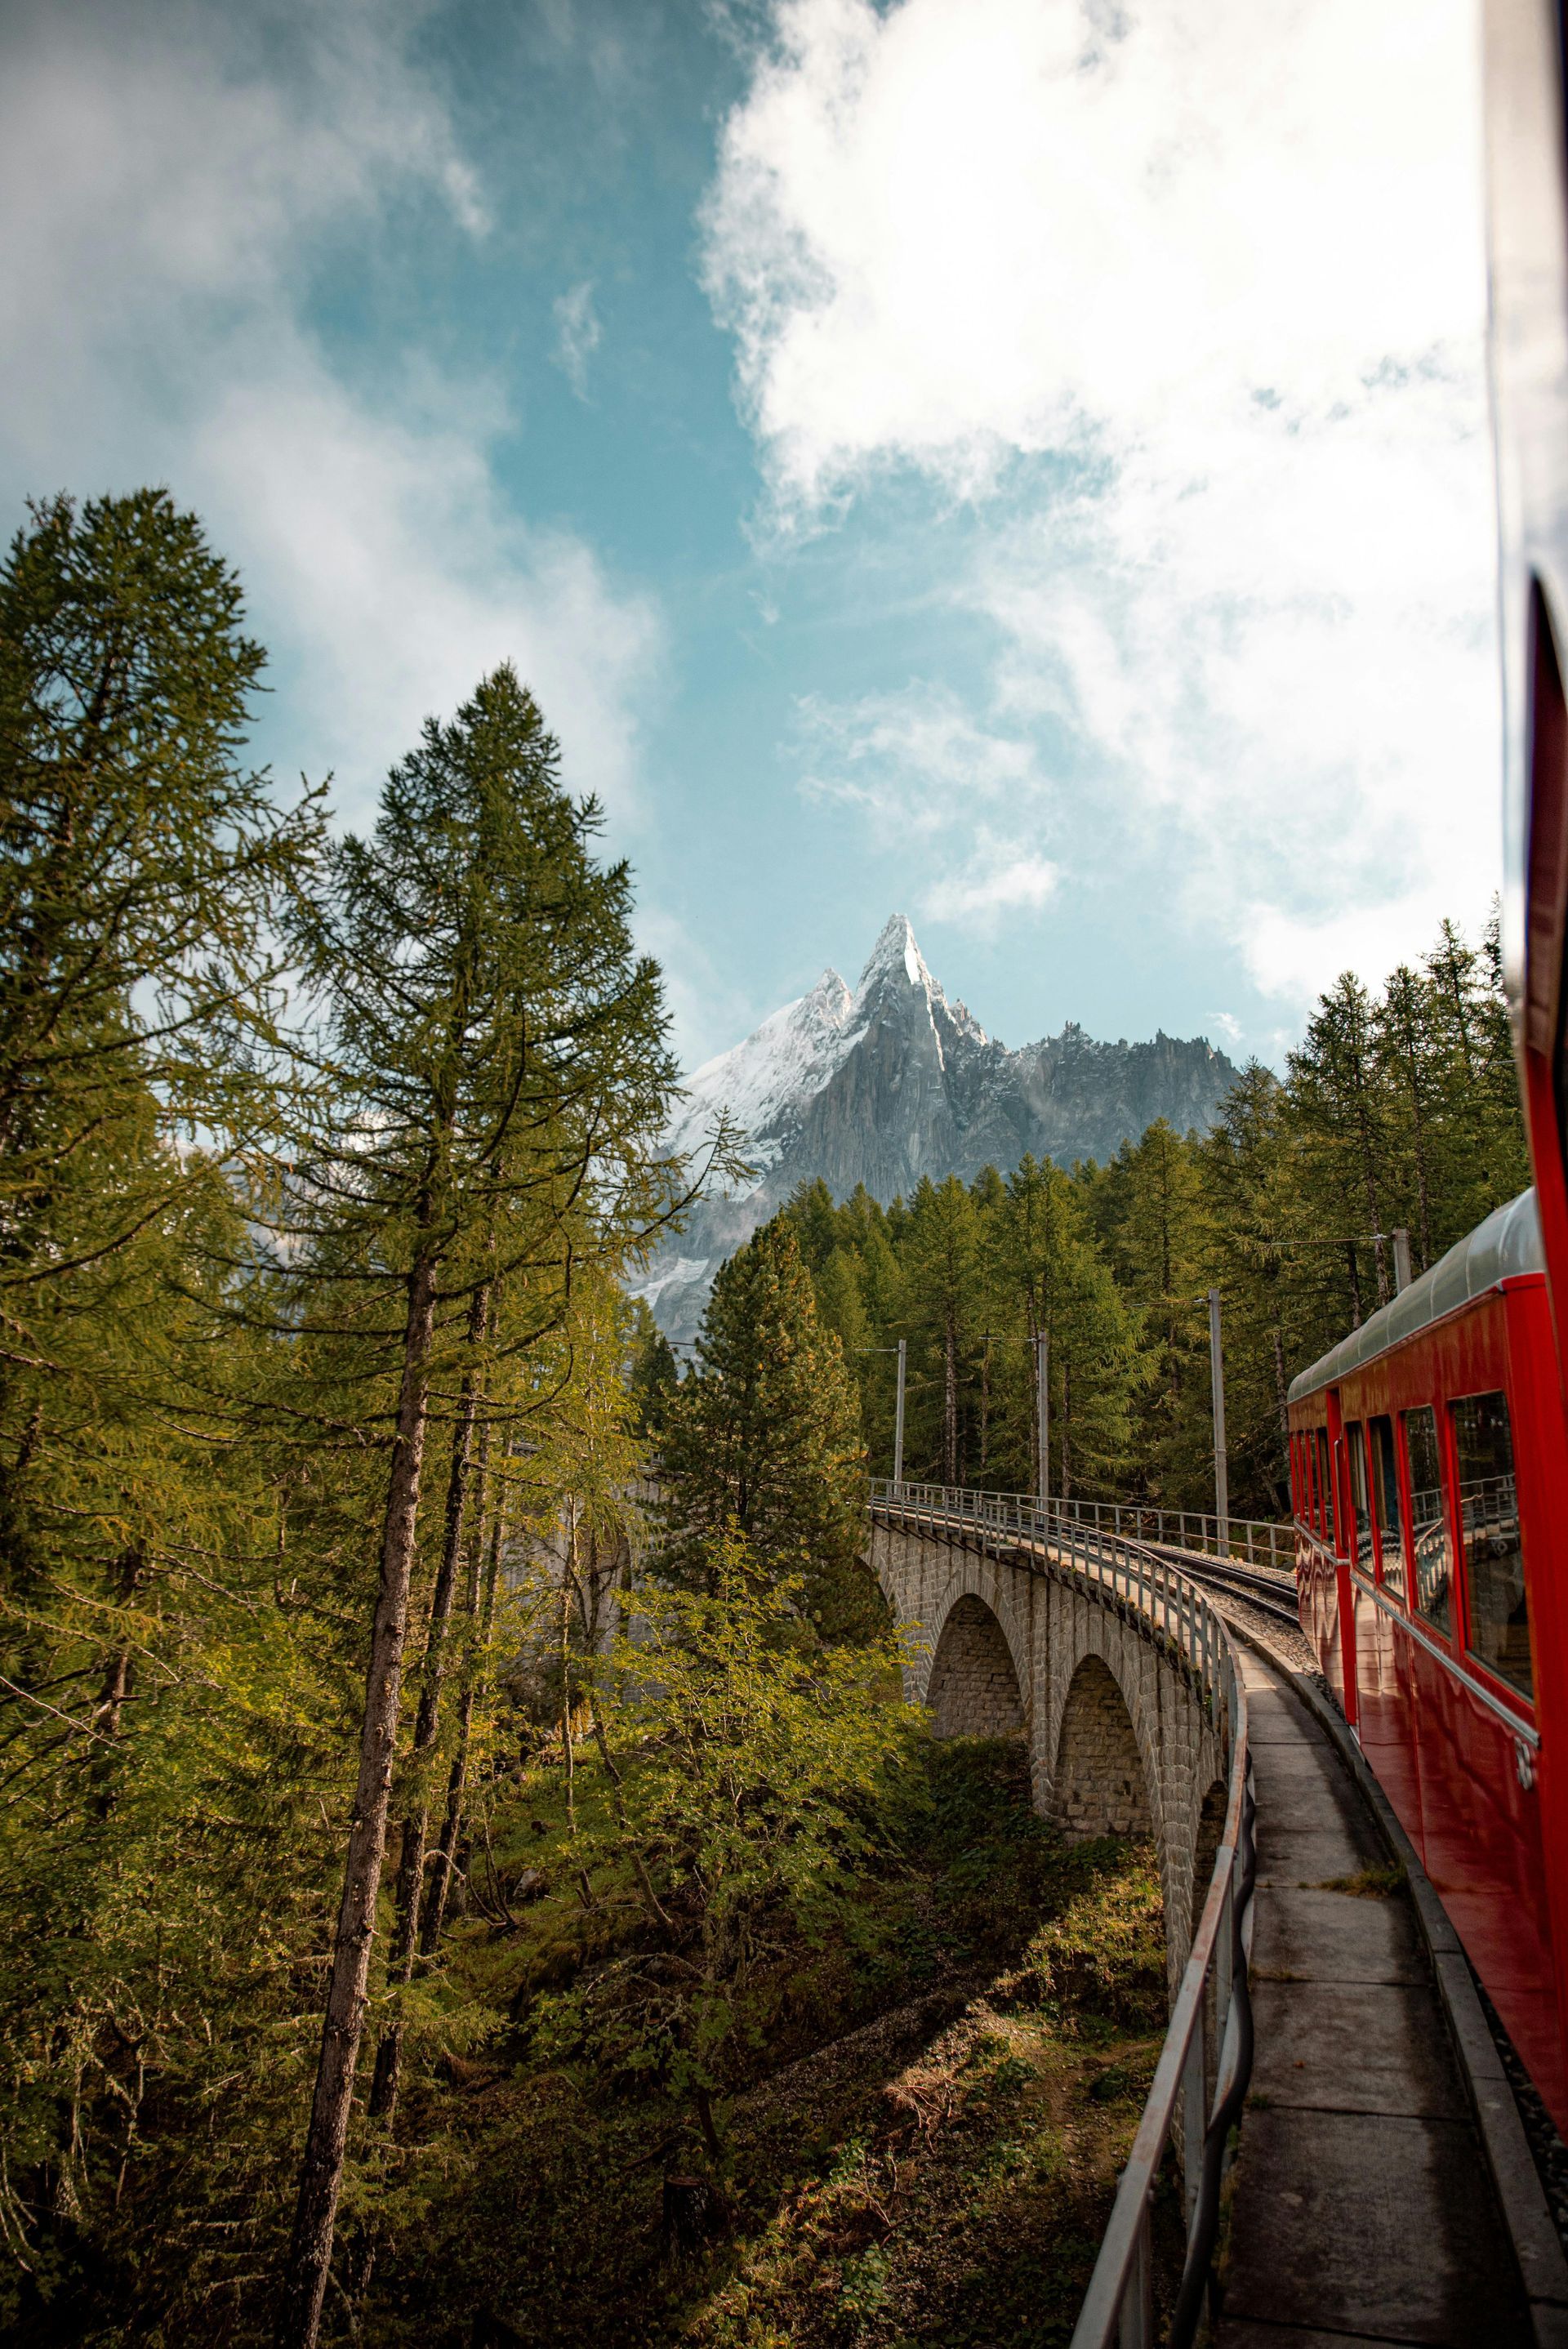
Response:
1216,1643,1530,2348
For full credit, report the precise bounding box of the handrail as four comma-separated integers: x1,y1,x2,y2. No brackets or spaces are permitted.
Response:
1048,1494,1292,1576
875,1479,1293,1574
868,1481,1256,2346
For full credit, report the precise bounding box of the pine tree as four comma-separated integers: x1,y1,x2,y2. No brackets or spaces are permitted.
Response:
898,1175,980,1486
1287,974,1392,1313
656,1221,871,1637
1089,1120,1209,1503
987,1154,1139,1500
627,1299,680,1440
0,490,320,1287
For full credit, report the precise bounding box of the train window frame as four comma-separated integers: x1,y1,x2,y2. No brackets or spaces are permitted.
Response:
1315,1426,1336,1548
1343,1418,1374,1576
1449,1388,1535,1707
1368,1415,1407,1602
1400,1403,1454,1642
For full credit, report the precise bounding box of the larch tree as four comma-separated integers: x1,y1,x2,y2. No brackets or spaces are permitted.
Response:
273,665,682,2347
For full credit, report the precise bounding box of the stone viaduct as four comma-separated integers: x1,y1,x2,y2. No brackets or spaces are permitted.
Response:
866,1500,1232,1988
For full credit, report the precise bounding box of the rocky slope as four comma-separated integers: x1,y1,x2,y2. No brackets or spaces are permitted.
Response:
639,915,1237,1342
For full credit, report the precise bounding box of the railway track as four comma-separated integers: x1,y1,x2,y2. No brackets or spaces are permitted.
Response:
1147,1544,1303,1631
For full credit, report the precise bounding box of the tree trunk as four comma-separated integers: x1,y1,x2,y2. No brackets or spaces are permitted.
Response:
422,1485,503,1959
1270,1318,1290,1442
942,1315,959,1488
368,1284,488,2126
278,1250,438,2349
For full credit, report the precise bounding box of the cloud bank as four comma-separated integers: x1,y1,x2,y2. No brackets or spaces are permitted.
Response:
0,0,659,823
702,0,1500,1003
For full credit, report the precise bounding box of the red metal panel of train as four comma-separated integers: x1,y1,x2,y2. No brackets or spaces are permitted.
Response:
1287,1193,1568,2137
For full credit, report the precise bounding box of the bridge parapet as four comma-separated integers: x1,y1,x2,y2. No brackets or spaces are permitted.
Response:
866,1481,1256,2349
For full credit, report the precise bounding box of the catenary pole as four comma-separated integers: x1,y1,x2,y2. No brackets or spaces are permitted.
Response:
893,1337,906,1493
1392,1227,1412,1293
1036,1331,1049,1513
1208,1287,1229,1553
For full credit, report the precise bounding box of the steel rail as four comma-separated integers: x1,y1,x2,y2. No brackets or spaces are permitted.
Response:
1146,1549,1303,1634
867,1480,1256,2346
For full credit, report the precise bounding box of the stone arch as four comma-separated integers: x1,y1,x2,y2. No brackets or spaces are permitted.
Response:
926,1593,1026,1738
1052,1654,1154,1839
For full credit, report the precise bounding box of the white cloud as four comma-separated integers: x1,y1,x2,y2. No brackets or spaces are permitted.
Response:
0,0,656,822
552,280,603,400
797,681,1045,833
923,842,1058,925
702,0,1502,1008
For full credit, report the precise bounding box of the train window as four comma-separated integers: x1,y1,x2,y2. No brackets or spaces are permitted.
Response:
1369,1416,1405,1598
1401,1406,1451,1635
1343,1420,1374,1570
1451,1393,1533,1700
1315,1428,1336,1544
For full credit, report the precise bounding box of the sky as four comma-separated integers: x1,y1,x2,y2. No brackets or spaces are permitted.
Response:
0,0,1503,1073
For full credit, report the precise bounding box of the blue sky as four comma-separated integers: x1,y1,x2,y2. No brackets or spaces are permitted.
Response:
1,0,1502,1072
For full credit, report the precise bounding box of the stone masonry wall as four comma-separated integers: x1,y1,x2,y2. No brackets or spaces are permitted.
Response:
1054,1655,1154,1839
926,1594,1027,1737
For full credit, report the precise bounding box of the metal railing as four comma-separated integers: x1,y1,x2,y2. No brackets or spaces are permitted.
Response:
880,1480,1294,1574
1029,1491,1293,1574
870,1482,1256,2347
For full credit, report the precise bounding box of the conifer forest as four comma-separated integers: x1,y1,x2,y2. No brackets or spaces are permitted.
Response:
0,492,1529,2346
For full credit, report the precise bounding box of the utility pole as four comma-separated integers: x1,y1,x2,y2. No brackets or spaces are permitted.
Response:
1036,1331,1049,1514
893,1337,906,1494
1392,1227,1412,1294
854,1340,909,1492
1208,1287,1229,1553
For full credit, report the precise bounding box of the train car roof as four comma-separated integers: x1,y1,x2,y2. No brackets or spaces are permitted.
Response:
1287,1188,1543,1403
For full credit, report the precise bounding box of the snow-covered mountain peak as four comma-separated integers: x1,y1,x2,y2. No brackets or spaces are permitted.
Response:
635,916,1241,1343
664,963,853,1176
857,912,932,998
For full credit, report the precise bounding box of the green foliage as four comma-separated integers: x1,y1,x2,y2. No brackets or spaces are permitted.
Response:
656,1222,873,1637
627,1297,681,1437
0,501,695,2341
530,1536,917,2137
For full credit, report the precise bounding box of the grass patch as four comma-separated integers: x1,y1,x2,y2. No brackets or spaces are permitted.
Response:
1312,1863,1405,1900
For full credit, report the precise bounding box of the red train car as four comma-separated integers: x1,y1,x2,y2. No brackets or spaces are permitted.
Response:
1281,0,1568,2149
1287,1192,1568,2135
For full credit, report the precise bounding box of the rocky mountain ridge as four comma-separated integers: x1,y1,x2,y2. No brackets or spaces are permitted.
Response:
639,915,1237,1342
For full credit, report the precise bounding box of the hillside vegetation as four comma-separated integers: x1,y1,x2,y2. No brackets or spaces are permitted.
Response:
0,486,1524,2342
